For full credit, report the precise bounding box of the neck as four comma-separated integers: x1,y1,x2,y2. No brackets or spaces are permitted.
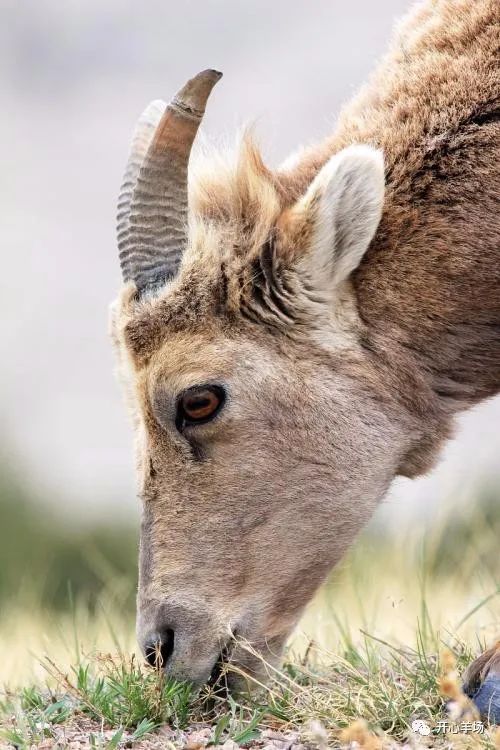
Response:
279,0,499,470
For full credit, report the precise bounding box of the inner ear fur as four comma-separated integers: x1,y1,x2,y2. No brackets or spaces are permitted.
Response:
276,145,385,291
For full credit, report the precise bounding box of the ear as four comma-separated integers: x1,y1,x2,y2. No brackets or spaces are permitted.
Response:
296,145,384,289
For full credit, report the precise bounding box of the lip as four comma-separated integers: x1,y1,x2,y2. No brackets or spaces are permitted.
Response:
141,633,238,692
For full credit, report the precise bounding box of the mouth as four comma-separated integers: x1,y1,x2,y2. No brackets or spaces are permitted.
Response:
141,625,264,694
206,639,235,695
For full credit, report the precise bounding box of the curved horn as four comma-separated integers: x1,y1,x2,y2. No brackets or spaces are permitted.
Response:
116,99,166,282
117,69,222,296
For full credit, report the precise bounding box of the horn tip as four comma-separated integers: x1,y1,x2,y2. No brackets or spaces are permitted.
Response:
174,69,223,114
204,68,223,81
189,68,223,94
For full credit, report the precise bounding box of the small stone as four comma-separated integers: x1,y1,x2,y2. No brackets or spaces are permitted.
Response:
221,740,240,750
159,725,177,739
261,729,301,749
184,727,212,748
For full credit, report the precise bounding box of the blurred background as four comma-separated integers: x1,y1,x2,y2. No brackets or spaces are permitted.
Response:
0,0,498,686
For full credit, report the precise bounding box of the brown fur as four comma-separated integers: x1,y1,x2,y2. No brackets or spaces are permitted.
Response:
281,0,500,416
111,0,500,687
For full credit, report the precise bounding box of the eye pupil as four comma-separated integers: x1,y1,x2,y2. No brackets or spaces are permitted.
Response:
185,394,215,417
178,386,225,426
188,396,209,409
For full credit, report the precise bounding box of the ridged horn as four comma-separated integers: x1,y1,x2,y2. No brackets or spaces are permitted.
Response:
117,69,223,296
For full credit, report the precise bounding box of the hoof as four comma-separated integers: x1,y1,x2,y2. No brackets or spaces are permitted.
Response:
462,642,500,724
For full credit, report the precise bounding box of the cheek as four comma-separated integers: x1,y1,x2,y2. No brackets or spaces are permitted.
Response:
134,422,151,493
138,504,155,593
134,422,177,503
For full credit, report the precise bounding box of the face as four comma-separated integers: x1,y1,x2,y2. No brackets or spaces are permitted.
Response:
112,302,404,690
113,92,396,688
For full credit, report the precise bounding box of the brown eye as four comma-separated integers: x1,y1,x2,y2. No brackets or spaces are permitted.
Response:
177,385,226,428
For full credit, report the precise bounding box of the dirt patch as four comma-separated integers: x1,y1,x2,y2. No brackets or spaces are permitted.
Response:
0,715,308,750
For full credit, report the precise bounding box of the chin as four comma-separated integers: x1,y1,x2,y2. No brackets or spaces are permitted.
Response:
208,634,287,696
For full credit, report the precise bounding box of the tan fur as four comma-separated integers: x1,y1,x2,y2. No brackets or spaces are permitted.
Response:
111,0,500,687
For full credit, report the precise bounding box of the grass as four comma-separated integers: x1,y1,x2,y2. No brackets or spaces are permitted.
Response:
1,628,500,748
0,474,499,748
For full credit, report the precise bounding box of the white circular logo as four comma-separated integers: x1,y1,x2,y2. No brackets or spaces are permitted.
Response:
411,719,431,736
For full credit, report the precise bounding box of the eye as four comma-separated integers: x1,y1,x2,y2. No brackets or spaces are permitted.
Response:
176,385,226,429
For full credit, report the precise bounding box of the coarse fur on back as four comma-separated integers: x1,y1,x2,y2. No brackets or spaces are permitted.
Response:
112,0,500,693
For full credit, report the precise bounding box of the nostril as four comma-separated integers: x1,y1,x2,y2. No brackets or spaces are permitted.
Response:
144,628,175,669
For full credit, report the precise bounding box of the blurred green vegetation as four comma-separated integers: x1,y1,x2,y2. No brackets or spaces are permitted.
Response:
363,482,500,580
426,484,500,578
0,457,138,613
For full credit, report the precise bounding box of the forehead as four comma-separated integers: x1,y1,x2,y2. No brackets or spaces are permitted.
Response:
119,266,235,367
147,328,239,385
145,329,283,402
